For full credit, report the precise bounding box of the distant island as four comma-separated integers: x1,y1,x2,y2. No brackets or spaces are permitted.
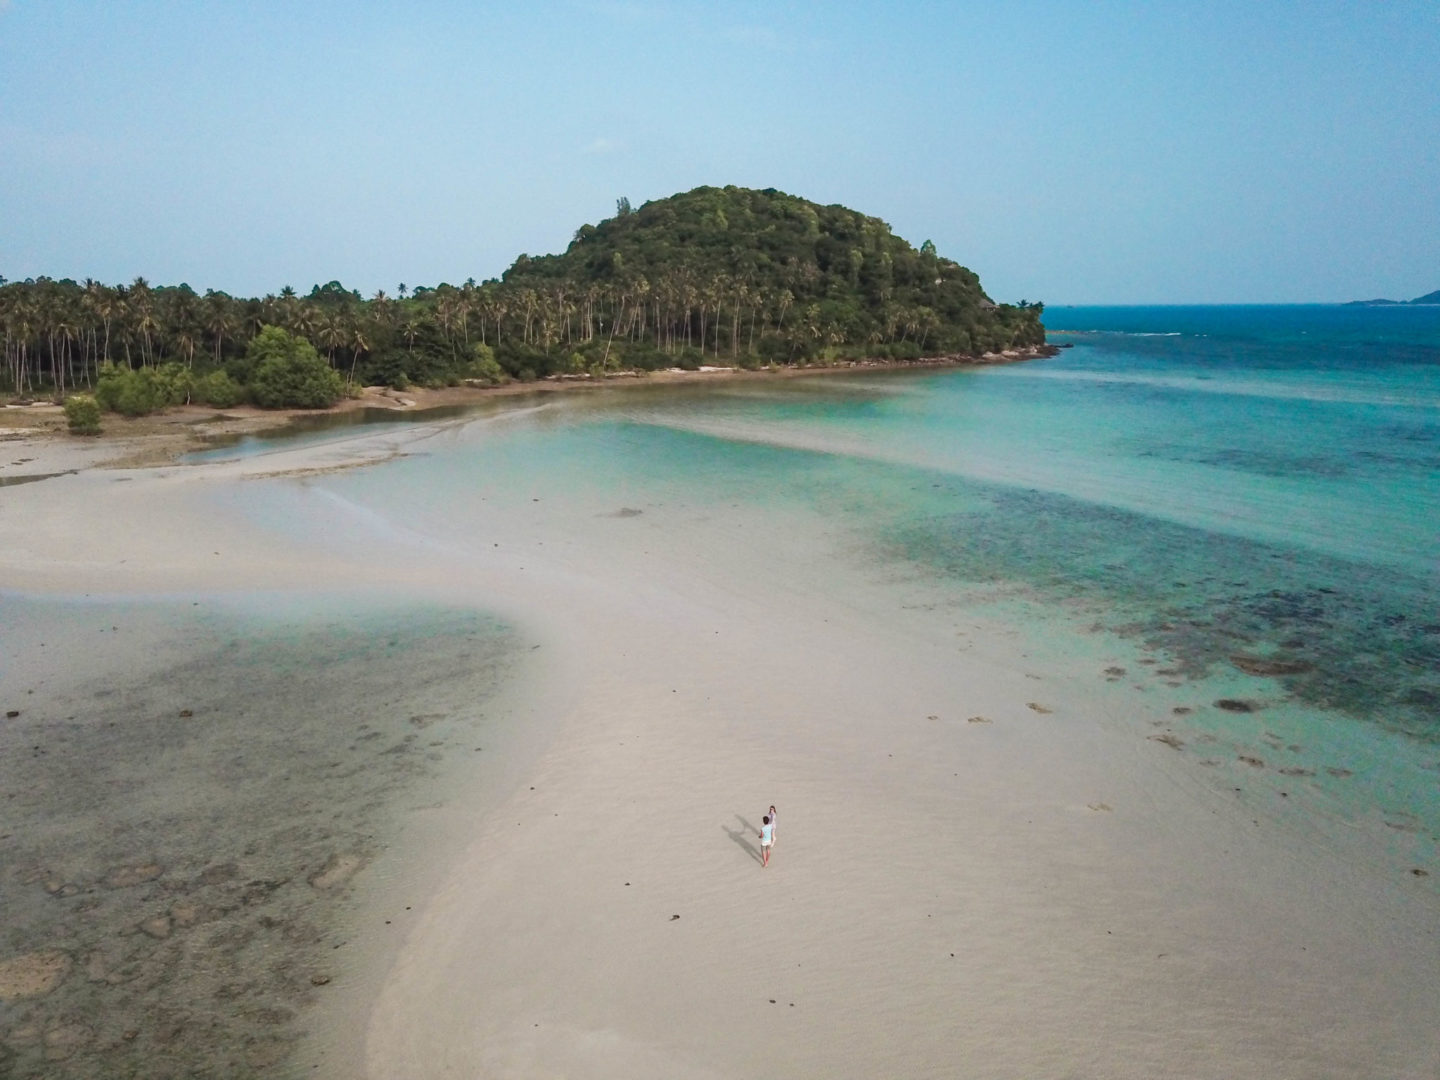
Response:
1345,289,1440,306
0,185,1046,419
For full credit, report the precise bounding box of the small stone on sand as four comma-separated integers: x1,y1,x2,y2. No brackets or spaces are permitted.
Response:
1026,703,1053,714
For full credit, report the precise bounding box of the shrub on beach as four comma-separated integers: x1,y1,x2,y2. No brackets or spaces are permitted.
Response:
465,344,506,385
93,362,191,416
245,326,344,409
63,394,102,435
193,370,244,408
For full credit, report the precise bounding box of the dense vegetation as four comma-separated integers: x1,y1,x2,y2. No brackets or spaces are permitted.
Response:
0,186,1044,412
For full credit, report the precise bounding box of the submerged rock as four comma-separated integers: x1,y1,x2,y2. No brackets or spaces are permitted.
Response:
43,1022,90,1062
140,915,173,939
1215,699,1259,713
307,852,364,891
1230,655,1313,677
196,861,240,886
0,950,72,1001
104,863,163,888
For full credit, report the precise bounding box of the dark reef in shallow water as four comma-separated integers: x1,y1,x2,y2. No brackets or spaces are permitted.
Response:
879,479,1440,743
0,602,516,1079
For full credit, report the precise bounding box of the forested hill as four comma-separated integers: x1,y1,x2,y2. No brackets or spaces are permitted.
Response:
503,185,1044,364
2,185,1044,410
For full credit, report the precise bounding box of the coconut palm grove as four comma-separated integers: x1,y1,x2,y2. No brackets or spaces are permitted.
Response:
1,186,1046,413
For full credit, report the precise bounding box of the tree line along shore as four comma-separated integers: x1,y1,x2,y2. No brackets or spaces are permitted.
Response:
1,185,1046,431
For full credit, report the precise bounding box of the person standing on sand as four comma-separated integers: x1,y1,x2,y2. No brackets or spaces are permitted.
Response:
768,805,778,845
759,815,774,868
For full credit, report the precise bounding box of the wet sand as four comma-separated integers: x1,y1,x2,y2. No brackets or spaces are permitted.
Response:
1,414,1438,1079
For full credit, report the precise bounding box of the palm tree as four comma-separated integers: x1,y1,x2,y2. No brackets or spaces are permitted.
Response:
129,277,155,365
204,292,235,366
320,313,348,365
290,302,321,345
88,281,122,367
347,324,370,386
370,290,394,333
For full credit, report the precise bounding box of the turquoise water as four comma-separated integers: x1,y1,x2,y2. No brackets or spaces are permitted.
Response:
247,305,1438,858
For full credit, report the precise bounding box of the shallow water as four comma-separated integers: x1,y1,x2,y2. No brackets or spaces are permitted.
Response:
185,403,484,463
295,307,1439,866
0,593,520,1078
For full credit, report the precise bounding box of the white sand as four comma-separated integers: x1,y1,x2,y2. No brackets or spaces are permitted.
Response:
2,424,1437,1079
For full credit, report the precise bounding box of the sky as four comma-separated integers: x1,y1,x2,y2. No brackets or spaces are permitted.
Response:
2,0,1437,305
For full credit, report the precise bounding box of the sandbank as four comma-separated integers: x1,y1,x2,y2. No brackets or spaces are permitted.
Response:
1,398,1436,1079
0,346,1055,476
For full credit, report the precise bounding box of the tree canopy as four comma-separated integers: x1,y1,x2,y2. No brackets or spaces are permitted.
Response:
0,186,1044,410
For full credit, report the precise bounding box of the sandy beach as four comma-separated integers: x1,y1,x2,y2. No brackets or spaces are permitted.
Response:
2,404,1437,1079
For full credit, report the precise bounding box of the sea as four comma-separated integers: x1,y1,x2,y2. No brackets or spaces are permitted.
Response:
252,303,1439,869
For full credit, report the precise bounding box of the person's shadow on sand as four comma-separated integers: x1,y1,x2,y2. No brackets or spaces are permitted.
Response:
724,815,763,865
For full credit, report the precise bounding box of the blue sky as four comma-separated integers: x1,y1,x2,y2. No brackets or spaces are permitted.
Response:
2,1,1436,304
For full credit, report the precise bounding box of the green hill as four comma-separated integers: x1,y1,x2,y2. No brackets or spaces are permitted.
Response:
496,185,1044,368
